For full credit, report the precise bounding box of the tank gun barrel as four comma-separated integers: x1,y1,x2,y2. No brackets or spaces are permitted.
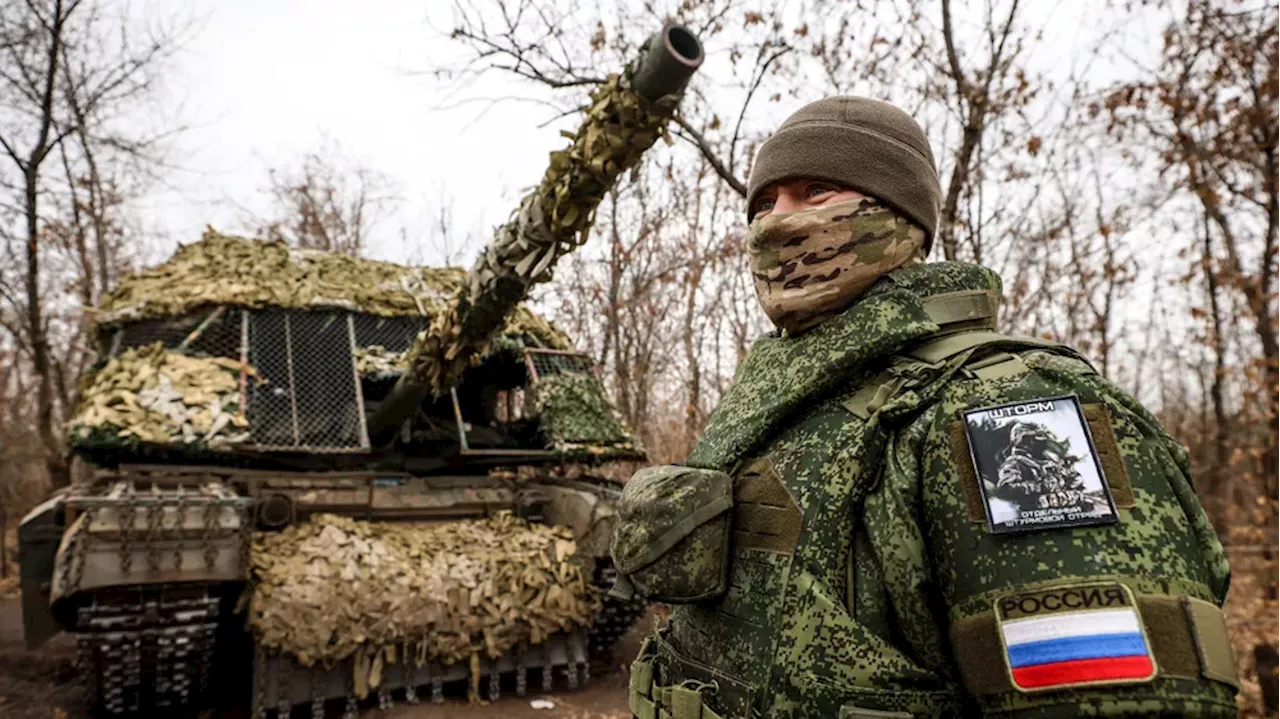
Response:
368,25,703,445
630,25,704,101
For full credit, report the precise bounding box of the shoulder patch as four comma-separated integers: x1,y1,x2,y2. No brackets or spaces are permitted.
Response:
959,395,1119,534
995,582,1157,692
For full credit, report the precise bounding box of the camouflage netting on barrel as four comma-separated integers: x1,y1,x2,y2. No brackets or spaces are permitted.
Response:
531,373,642,458
96,230,572,352
247,513,600,696
407,69,680,396
68,342,257,449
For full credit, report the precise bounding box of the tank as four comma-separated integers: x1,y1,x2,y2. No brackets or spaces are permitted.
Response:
18,24,703,717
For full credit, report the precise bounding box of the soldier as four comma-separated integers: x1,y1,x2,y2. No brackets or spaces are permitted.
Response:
612,97,1238,718
993,422,1095,514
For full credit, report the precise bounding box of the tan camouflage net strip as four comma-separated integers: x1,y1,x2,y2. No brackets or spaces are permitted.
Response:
354,345,406,378
94,231,571,351
68,342,257,448
407,71,680,396
97,231,458,323
532,372,643,458
248,513,600,698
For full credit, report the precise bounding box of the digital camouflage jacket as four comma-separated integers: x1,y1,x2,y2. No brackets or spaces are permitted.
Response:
625,262,1238,719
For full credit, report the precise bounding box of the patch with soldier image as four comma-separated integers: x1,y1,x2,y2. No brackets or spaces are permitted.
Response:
961,395,1118,534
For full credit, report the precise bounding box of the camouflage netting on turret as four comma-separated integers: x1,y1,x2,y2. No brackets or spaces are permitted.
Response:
354,345,407,379
532,372,642,458
96,230,572,351
68,342,257,449
247,513,599,697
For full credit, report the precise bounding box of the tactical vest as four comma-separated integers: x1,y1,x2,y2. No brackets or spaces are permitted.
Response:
628,280,1087,719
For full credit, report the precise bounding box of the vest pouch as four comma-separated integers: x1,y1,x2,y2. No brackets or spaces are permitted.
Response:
610,465,734,604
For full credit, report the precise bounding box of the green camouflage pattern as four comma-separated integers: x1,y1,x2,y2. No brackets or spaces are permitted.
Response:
684,266,942,471
611,465,733,603
532,371,644,459
636,261,1235,718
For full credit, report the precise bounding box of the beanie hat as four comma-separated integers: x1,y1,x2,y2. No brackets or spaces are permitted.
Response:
747,96,941,251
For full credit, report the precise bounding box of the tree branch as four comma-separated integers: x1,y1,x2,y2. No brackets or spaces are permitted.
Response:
727,45,790,177
941,0,970,109
672,113,747,198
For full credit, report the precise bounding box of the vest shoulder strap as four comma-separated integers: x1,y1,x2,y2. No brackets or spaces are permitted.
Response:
842,330,1094,420
918,289,1000,331
906,329,1080,366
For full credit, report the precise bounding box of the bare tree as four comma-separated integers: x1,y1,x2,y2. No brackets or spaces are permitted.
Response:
1196,212,1231,529
422,185,467,267
0,0,184,485
934,0,1026,261
0,0,82,486
1103,1,1278,501
258,144,397,257
439,0,1073,444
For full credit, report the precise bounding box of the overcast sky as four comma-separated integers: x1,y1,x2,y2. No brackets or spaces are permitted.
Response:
134,0,1154,271
144,0,590,267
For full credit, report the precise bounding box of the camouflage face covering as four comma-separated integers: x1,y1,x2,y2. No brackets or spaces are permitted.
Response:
746,197,926,335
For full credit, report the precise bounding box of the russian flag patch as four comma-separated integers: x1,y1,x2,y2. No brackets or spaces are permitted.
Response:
995,583,1157,692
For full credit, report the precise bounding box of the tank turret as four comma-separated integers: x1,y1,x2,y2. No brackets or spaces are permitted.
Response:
18,25,703,717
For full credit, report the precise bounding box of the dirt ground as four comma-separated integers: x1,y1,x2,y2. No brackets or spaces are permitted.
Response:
0,599,87,719
0,597,647,719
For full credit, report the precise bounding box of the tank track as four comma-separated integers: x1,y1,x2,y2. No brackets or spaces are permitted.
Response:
587,563,648,660
253,631,592,718
73,585,220,715
63,568,644,717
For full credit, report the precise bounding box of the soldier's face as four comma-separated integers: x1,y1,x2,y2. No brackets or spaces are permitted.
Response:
750,178,866,222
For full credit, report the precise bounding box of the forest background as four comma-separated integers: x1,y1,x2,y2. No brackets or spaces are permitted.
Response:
0,0,1275,715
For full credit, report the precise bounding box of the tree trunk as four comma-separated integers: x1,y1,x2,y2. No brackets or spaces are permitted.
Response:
939,121,980,261
80,132,113,297
682,264,702,447
25,167,65,487
600,191,623,370
1201,219,1229,532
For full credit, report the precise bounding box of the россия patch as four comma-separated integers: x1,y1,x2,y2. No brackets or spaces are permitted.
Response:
994,582,1157,692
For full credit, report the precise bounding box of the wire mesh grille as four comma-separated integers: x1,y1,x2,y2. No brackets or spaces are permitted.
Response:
525,350,595,380
247,309,367,451
246,312,294,447
291,313,366,449
104,307,367,452
351,315,429,353
113,308,242,359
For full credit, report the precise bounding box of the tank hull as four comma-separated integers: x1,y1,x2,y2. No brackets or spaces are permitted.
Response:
21,463,642,715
